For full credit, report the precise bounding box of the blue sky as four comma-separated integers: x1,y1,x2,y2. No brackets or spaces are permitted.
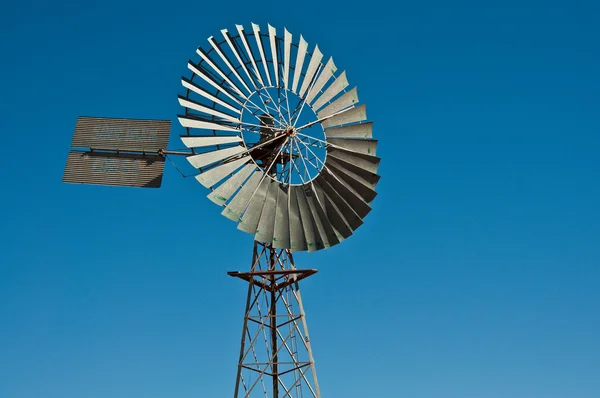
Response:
1,0,599,397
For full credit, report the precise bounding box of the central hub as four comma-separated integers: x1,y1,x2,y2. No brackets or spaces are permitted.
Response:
284,126,297,137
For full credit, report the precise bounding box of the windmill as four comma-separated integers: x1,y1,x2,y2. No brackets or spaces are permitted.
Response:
63,23,380,398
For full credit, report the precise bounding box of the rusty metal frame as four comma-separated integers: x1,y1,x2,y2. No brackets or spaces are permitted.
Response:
230,241,321,398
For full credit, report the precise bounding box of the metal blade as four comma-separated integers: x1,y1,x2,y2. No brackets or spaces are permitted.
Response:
289,186,308,252
324,122,373,138
291,36,308,94
187,145,245,168
178,115,239,132
316,176,362,230
283,29,292,90
222,28,259,90
236,25,264,87
317,87,358,119
313,180,355,238
187,62,241,106
178,96,240,123
268,25,279,86
298,45,323,98
255,179,279,244
252,23,271,86
238,177,271,233
321,104,367,128
321,168,371,218
207,36,253,95
328,138,378,156
311,71,349,111
196,47,247,99
208,164,256,206
305,57,337,104
272,184,290,248
326,157,380,189
327,146,380,174
307,182,344,244
326,159,378,202
181,77,240,114
181,135,243,148
222,171,263,221
196,156,250,188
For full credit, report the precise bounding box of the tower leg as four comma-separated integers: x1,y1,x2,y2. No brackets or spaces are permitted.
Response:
230,242,321,398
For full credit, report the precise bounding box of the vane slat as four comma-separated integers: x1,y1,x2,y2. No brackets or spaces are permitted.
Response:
188,62,241,106
268,25,279,87
182,77,240,114
309,182,345,244
181,135,243,148
305,57,337,104
283,29,292,90
208,164,256,206
187,146,245,168
328,138,378,156
196,156,250,188
326,160,378,202
289,186,308,252
327,147,380,174
252,23,271,86
326,157,380,189
222,171,263,221
324,122,373,138
272,184,290,248
254,179,278,244
178,96,240,123
317,87,358,119
222,28,259,90
311,71,349,111
292,36,308,94
178,115,239,132
238,177,271,233
321,168,371,218
321,104,367,128
298,45,323,98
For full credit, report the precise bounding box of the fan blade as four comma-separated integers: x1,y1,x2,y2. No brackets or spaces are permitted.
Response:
327,147,380,174
208,36,253,95
311,71,349,111
298,45,323,98
328,138,377,156
321,104,367,128
316,176,362,231
188,62,241,106
196,47,247,100
272,184,290,248
235,25,264,88
187,145,245,168
222,171,263,221
291,36,308,94
283,29,292,90
324,122,373,138
317,87,358,119
268,25,279,87
308,182,346,243
305,57,337,104
180,135,243,148
208,164,256,206
326,157,380,189
326,160,378,202
181,77,240,114
320,168,371,218
255,179,279,244
178,115,239,132
222,28,259,90
238,177,271,233
252,23,271,86
289,186,308,252
178,96,240,123
196,156,250,188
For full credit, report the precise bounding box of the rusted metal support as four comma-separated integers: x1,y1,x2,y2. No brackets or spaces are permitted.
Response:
232,241,321,398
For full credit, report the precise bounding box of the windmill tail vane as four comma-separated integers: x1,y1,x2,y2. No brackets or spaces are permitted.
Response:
63,22,380,398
